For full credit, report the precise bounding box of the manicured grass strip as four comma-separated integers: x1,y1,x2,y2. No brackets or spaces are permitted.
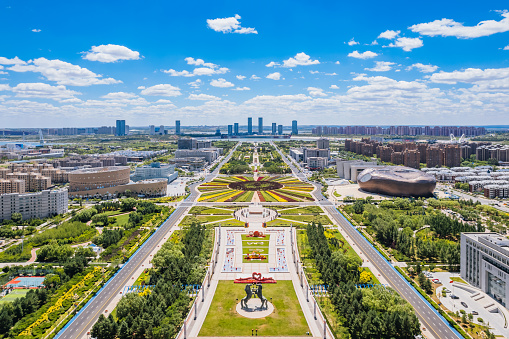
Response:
199,280,310,337
242,234,270,241
0,289,29,304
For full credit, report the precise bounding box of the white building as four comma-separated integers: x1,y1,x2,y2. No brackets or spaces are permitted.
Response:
307,157,328,170
130,162,178,183
337,160,379,182
0,188,68,221
461,233,509,307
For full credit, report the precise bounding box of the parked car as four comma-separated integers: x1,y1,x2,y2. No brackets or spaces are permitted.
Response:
432,279,442,284
443,288,451,293
461,302,468,308
450,295,459,299
471,311,478,315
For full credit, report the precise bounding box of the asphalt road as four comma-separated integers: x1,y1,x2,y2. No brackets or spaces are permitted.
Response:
273,142,461,339
56,143,239,339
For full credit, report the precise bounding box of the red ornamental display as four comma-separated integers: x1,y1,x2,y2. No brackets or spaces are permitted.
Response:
234,272,277,284
247,231,266,238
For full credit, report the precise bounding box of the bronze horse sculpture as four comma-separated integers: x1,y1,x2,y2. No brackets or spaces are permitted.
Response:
241,283,268,309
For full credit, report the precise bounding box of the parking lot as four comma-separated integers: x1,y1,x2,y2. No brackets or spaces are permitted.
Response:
431,272,509,337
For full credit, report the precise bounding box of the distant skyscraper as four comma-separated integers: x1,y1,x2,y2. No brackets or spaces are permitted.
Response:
115,120,126,136
292,120,298,135
175,120,181,135
228,125,233,136
149,125,155,135
159,125,165,135
258,117,263,134
248,117,253,135
234,123,239,135
272,123,277,135
278,124,283,135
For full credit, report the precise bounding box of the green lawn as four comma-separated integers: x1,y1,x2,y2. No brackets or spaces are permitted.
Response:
241,234,270,241
179,215,233,226
0,289,29,304
207,219,246,227
189,207,233,215
278,206,323,214
110,213,129,227
450,276,468,284
282,215,333,225
242,235,270,263
199,281,310,337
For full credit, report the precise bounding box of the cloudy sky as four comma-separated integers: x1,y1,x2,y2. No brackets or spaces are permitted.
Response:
1,0,509,128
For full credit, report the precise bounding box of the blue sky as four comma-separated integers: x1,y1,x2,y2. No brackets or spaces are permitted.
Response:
1,0,509,128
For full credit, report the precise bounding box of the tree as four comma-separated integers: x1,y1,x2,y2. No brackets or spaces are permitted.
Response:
359,271,371,284
120,198,137,212
11,213,22,224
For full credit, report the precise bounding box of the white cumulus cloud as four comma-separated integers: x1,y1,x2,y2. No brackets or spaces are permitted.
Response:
188,93,221,101
388,37,423,51
140,84,182,97
206,14,257,34
11,83,80,101
31,29,41,33
307,87,326,97
8,57,121,86
0,56,27,65
348,51,378,59
410,11,509,38
266,72,282,80
348,38,359,46
330,85,339,89
82,44,141,63
407,63,439,73
188,79,203,88
236,75,246,80
282,52,320,67
232,87,250,91
378,30,400,39
365,61,396,72
210,78,234,88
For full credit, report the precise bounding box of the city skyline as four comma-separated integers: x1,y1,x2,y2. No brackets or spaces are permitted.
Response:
1,1,509,127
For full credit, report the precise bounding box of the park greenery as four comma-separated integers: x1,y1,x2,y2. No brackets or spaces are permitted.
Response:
91,222,212,339
306,222,421,338
342,198,488,264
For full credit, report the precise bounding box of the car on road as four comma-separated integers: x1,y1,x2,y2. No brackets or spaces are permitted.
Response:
432,279,442,284
450,294,459,299
461,301,468,308
442,288,451,293
471,310,478,315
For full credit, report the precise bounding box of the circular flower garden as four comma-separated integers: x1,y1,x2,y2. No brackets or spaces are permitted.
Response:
197,176,314,202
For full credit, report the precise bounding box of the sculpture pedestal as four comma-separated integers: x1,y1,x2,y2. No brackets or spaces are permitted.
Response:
236,299,274,318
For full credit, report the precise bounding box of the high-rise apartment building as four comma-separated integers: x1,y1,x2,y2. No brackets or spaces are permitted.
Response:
292,120,298,135
403,149,421,169
159,125,165,135
248,117,253,135
228,125,233,136
444,145,461,167
234,123,239,135
272,123,277,135
149,125,155,135
278,125,283,135
115,120,126,136
175,120,181,135
317,138,330,150
426,146,443,168
258,117,263,134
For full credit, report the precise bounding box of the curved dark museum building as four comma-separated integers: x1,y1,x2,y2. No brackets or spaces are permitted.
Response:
357,166,436,197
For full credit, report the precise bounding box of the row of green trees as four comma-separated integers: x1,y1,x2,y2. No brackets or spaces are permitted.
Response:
306,223,420,338
91,223,209,339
